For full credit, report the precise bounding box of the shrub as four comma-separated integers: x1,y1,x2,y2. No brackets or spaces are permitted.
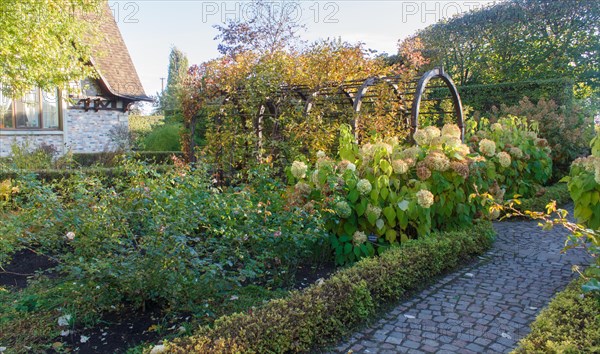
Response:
143,124,182,151
164,220,495,353
129,115,165,149
486,97,595,179
72,151,184,167
466,116,553,198
0,140,57,170
563,127,600,293
513,278,600,353
288,120,550,265
517,183,571,212
565,130,600,230
0,161,327,316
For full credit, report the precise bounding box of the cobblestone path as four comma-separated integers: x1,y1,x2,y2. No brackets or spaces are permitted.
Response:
333,215,590,354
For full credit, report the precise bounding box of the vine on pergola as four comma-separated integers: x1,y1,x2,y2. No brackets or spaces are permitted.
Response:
181,40,463,175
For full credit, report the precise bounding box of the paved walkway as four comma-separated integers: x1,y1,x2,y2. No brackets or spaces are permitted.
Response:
333,210,590,354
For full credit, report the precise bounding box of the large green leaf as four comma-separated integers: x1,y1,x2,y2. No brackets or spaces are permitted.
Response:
383,206,396,224
348,189,359,203
385,229,397,243
343,222,357,236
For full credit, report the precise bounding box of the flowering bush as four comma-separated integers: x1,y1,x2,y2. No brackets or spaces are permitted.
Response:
289,116,553,265
467,116,552,199
288,124,490,265
566,127,600,230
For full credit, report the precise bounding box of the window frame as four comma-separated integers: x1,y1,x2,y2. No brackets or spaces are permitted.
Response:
0,88,63,130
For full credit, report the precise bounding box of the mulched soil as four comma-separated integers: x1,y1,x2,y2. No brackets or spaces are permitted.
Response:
50,306,168,354
0,249,57,289
2,252,337,353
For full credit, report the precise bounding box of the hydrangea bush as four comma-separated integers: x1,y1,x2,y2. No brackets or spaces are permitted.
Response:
466,116,552,199
289,119,553,265
566,126,600,230
290,124,483,264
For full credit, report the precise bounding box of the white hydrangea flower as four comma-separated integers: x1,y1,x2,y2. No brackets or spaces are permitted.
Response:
479,139,497,157
509,147,523,159
357,179,372,195
441,124,462,139
413,129,429,146
291,161,307,179
392,159,409,174
334,201,352,218
497,151,512,168
366,204,382,219
316,150,326,159
424,126,441,141
353,231,367,245
338,160,356,173
150,345,167,354
416,189,434,208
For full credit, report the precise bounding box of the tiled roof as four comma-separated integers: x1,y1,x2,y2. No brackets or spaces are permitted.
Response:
90,2,151,102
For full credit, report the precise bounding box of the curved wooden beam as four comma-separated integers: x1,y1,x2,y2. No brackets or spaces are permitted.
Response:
410,67,464,143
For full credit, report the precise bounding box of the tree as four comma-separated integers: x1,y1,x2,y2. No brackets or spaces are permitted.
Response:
0,0,103,97
159,47,189,117
213,0,305,57
405,0,600,90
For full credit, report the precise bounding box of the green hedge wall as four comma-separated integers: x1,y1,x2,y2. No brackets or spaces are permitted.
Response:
0,165,174,183
72,151,183,167
512,278,600,353
163,220,495,353
458,78,575,112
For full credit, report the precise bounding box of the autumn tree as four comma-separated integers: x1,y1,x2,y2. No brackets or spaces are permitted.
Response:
213,0,305,57
0,0,103,97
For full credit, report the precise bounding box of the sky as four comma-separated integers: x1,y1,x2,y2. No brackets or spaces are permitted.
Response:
108,0,498,98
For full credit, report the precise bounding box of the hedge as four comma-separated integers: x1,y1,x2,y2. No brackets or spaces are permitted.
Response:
72,151,183,167
160,220,495,353
516,182,571,212
0,165,174,182
458,78,575,113
512,278,600,353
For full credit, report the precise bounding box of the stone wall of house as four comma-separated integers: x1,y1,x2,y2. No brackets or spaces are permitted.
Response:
0,109,129,157
0,133,64,157
64,109,129,153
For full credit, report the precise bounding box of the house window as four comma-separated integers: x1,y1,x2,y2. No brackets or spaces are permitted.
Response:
0,88,62,130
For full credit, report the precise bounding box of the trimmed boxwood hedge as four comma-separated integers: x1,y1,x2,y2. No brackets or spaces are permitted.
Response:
161,220,495,353
512,278,600,353
0,165,174,183
72,151,183,167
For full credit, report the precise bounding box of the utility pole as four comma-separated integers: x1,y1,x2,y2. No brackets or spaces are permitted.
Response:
160,77,166,92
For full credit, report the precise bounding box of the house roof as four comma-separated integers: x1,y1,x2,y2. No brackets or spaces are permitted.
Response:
90,2,152,102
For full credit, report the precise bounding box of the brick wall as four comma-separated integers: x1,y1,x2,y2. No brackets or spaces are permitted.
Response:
65,109,129,153
0,133,64,157
0,108,129,157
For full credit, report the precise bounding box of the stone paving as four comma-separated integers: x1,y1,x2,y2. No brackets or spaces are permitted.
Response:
333,210,590,354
